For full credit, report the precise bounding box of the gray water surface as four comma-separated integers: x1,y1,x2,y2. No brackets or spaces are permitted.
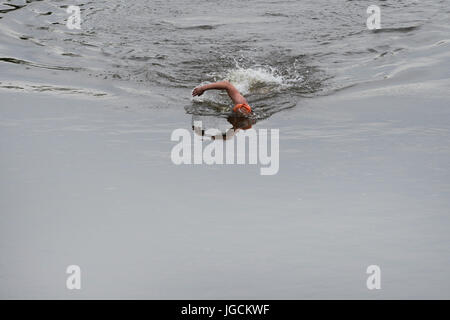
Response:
1,0,450,299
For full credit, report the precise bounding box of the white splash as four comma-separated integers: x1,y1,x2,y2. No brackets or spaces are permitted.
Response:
224,66,285,95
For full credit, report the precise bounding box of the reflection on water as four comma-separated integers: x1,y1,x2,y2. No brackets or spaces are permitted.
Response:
192,113,257,141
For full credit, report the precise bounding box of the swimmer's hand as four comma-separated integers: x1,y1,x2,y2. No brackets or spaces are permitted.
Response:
192,86,205,97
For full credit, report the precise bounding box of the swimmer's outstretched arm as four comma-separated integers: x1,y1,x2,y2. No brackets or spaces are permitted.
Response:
192,81,247,105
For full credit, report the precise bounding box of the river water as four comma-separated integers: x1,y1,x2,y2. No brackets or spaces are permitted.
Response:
1,0,448,117
1,0,450,298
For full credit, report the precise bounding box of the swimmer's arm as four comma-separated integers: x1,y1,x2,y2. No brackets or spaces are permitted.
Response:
192,81,247,105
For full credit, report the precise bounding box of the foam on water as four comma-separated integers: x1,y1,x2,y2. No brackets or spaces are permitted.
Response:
224,66,286,95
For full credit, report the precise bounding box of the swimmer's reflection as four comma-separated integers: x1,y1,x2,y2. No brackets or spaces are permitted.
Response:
192,114,257,140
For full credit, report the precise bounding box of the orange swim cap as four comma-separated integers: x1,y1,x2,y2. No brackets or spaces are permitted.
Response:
233,103,252,115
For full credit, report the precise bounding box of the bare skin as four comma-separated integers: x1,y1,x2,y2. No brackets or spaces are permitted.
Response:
192,80,248,105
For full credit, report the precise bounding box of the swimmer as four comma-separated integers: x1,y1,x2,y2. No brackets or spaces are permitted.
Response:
192,81,252,116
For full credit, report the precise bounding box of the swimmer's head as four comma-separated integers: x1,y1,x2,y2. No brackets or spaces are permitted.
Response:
233,103,252,116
